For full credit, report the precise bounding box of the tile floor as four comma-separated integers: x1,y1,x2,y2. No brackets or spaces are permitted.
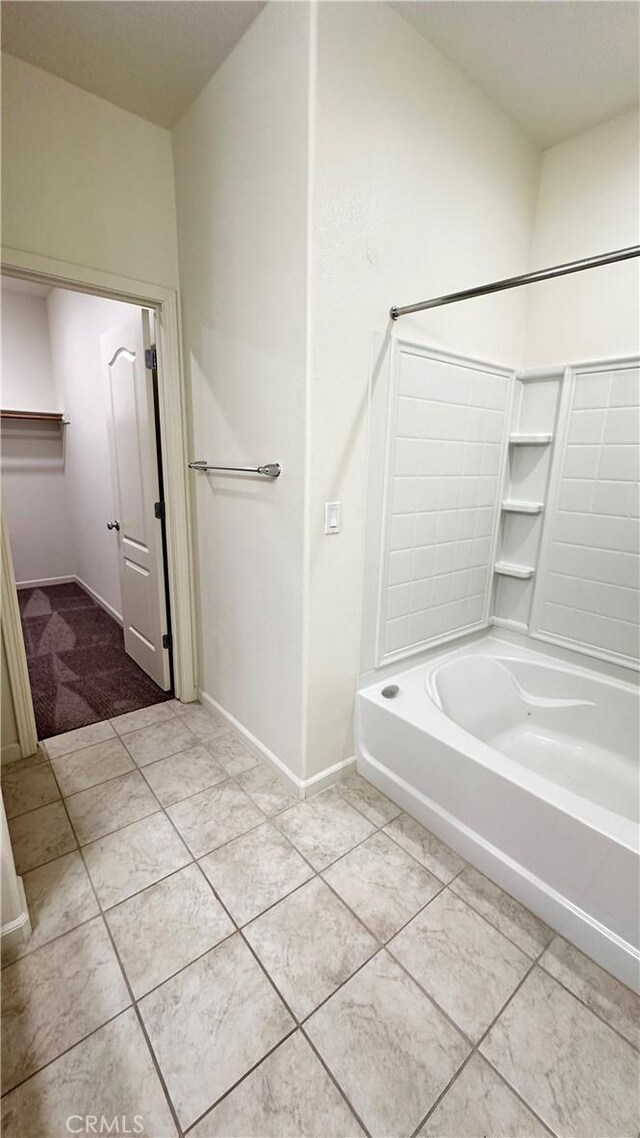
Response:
1,699,639,1137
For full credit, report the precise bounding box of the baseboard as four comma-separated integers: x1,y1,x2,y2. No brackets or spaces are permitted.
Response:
74,577,122,626
1,878,31,961
198,688,355,798
1,742,23,767
16,575,75,590
15,574,123,626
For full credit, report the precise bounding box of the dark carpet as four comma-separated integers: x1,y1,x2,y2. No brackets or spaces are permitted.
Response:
19,582,172,740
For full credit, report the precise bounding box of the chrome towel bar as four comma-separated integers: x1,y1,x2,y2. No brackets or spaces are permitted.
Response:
188,460,281,478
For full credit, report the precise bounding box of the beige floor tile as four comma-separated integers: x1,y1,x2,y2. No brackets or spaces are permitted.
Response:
110,702,176,736
1,757,60,819
306,950,469,1138
199,823,313,925
323,831,442,942
1,1009,177,1138
121,718,197,767
43,720,116,759
142,744,227,806
420,1054,547,1137
389,889,530,1041
51,737,135,796
8,801,77,874
336,772,402,828
190,1031,363,1137
173,703,228,741
450,866,553,958
481,967,640,1137
4,851,99,962
236,762,298,816
139,933,293,1130
383,813,465,882
83,813,191,909
245,877,377,1019
1,917,130,1094
167,779,264,858
540,935,640,1048
205,730,262,775
106,863,233,997
65,770,159,845
275,788,375,871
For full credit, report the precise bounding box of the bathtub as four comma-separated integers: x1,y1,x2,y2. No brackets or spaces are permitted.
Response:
356,634,640,991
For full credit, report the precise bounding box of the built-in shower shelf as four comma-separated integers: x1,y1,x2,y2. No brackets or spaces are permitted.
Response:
508,433,553,446
501,500,544,514
494,561,536,579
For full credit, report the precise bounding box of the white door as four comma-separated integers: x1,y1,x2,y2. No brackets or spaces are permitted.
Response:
101,310,171,690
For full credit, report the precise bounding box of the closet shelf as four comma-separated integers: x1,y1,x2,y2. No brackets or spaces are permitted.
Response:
1,409,69,424
501,500,544,514
509,432,553,446
494,561,536,580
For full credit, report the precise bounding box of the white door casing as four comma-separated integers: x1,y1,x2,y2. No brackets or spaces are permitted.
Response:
101,309,171,690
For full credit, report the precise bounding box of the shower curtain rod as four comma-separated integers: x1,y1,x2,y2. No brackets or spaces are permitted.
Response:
389,245,640,320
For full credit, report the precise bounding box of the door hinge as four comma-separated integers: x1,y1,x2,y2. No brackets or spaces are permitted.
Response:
162,633,172,650
145,345,158,370
154,500,165,521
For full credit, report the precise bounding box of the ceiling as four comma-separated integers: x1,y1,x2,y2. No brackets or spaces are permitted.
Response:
0,1,265,128
1,1,638,143
392,1,640,148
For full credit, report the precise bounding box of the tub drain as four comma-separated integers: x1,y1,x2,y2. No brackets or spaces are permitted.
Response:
381,684,400,699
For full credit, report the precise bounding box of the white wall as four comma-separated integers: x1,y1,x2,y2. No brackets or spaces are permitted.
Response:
1,53,179,289
305,2,541,776
524,109,640,367
172,3,311,778
47,289,133,620
1,289,75,583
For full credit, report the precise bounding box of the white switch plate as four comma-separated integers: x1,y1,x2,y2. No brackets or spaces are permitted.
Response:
324,501,342,534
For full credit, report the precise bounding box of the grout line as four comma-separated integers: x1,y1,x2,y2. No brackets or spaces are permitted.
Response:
47,757,186,1138
300,1025,374,1138
6,716,637,1137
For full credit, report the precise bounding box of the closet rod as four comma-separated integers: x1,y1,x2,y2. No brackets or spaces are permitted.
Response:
390,245,640,320
0,409,67,422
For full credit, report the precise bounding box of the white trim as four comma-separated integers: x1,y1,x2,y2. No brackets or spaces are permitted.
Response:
1,742,22,766
75,577,123,625
16,576,75,590
1,513,38,758
198,687,355,797
0,878,31,959
1,247,197,704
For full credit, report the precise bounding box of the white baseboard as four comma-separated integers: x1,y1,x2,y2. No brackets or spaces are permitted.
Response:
198,688,355,798
16,575,75,590
16,575,122,626
75,577,122,626
1,878,31,961
1,742,23,767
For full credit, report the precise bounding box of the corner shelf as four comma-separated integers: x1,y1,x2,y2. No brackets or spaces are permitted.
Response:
509,433,553,446
501,500,544,514
494,561,536,579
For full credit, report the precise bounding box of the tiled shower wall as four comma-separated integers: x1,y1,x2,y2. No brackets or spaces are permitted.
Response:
532,366,640,666
380,346,511,662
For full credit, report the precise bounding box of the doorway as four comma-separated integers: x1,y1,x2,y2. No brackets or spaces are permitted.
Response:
1,254,196,752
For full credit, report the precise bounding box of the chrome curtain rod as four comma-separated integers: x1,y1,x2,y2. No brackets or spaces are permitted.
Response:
390,245,640,320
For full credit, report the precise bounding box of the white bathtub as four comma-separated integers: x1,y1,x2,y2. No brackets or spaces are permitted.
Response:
356,634,640,991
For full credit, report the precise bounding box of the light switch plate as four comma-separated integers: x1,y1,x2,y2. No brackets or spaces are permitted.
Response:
324,501,342,534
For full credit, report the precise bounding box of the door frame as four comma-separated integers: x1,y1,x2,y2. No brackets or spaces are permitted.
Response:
1,246,197,733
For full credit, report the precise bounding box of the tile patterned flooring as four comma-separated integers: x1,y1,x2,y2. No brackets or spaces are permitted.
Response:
1,699,639,1137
